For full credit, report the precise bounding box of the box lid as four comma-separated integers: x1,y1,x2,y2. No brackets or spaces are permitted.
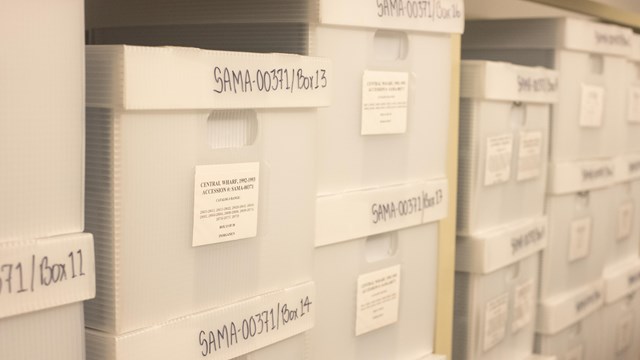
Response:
456,216,547,274
86,45,331,110
603,257,640,304
461,60,558,103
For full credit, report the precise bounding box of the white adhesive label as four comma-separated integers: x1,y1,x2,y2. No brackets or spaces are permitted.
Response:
483,293,509,351
0,234,95,319
361,71,409,135
616,314,634,353
579,84,605,128
565,344,584,360
192,163,259,247
517,131,543,181
628,86,640,123
356,265,401,336
617,202,634,241
512,279,535,333
484,134,514,186
569,217,592,262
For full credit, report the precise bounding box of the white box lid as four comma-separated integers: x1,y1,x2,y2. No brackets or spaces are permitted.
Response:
603,257,640,304
547,159,618,195
86,45,332,110
456,216,547,274
0,233,95,319
461,60,558,103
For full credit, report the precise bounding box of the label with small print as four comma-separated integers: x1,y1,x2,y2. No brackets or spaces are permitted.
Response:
512,279,535,333
569,217,592,262
579,84,605,128
198,282,314,359
192,163,259,247
361,71,409,135
356,265,401,336
484,134,514,186
0,234,95,319
565,344,584,360
616,314,634,353
483,293,509,351
517,131,543,181
627,86,640,123
617,202,634,241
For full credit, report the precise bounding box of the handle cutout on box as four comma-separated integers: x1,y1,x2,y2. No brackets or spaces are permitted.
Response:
373,30,408,61
589,54,604,75
365,232,398,263
575,191,590,210
207,110,258,149
510,102,525,129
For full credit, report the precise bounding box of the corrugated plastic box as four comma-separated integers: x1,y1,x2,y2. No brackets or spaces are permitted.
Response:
84,45,331,335
534,309,603,360
458,60,556,235
0,0,85,242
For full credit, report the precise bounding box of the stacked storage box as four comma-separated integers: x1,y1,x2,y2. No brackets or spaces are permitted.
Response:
462,18,636,360
84,45,330,360
0,1,96,359
311,1,462,359
454,61,557,360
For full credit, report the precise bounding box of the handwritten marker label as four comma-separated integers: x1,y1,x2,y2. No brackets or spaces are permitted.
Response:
579,84,605,128
193,163,259,247
361,71,409,135
0,234,95,319
483,293,509,351
356,265,401,336
484,134,514,186
212,67,328,95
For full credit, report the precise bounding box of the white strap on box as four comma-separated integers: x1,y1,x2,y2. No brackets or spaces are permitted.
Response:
316,178,449,247
0,233,95,319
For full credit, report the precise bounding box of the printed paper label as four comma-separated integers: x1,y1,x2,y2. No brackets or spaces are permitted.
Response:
569,217,592,262
617,202,634,240
484,134,514,186
361,71,409,135
616,314,634,353
192,163,259,247
512,279,535,333
579,84,605,127
483,293,509,351
628,86,640,123
517,131,543,181
565,344,584,360
356,265,401,336
0,234,95,319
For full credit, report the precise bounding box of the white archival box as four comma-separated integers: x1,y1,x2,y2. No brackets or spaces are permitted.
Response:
540,189,610,301
311,223,439,360
458,61,556,235
0,0,84,242
454,217,546,360
0,303,86,360
84,45,331,335
534,309,603,360
314,1,464,198
462,18,632,165
603,182,640,269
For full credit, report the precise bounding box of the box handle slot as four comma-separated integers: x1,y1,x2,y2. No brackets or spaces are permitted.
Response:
207,110,258,149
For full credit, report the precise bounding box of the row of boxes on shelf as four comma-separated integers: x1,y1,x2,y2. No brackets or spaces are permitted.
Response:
0,1,96,359
454,16,640,360
80,1,465,359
